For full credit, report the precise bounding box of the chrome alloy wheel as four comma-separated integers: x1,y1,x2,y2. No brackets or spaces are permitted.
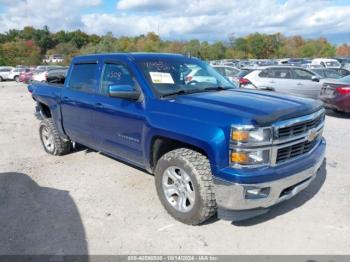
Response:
162,166,195,213
41,126,54,152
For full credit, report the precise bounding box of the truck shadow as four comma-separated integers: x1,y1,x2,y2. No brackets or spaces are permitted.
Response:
0,172,88,257
231,158,327,226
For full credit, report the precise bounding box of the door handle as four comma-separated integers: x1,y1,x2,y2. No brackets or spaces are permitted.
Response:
62,96,70,101
269,81,276,84
297,83,303,86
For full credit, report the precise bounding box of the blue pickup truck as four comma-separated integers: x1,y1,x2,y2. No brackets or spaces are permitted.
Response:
30,53,326,225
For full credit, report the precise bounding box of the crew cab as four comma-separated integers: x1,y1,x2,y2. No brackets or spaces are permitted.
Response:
30,53,326,225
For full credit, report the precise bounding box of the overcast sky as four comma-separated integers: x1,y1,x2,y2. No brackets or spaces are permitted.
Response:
0,0,349,43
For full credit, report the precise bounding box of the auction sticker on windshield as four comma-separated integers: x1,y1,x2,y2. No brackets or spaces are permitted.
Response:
149,72,174,84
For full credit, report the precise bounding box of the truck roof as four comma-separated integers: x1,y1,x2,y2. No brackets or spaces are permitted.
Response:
73,52,189,62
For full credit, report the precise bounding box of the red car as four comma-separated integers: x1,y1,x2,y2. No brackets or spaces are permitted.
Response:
19,68,35,83
320,76,350,113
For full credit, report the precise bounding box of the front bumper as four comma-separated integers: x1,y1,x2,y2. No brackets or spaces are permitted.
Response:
214,138,325,220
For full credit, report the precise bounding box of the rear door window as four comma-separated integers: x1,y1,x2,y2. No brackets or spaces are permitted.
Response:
259,68,292,79
271,68,292,79
68,63,98,93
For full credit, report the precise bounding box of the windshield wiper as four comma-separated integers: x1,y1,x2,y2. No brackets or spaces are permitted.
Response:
203,86,234,91
161,89,189,98
161,86,234,98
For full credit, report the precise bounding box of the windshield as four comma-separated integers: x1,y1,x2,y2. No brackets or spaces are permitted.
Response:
137,58,236,97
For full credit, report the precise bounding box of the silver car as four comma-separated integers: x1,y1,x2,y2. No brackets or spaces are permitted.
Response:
0,67,14,81
243,66,322,99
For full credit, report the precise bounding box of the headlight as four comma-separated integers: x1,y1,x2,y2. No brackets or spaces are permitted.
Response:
230,149,270,167
231,126,272,146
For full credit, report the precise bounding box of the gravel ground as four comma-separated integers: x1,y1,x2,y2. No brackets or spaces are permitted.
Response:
0,81,349,255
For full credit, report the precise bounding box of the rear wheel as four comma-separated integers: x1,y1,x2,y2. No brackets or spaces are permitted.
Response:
0,76,3,82
39,118,72,155
155,148,216,225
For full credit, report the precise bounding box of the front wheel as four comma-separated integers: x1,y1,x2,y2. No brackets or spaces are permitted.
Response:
39,118,72,155
155,148,216,225
14,76,19,82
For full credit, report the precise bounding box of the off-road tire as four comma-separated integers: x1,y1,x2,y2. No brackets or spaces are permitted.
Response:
155,148,216,225
39,118,72,155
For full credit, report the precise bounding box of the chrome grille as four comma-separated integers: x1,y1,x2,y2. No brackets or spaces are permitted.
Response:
276,138,319,164
277,112,324,139
271,109,325,165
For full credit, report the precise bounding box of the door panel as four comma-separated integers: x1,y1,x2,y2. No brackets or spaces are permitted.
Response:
291,68,321,99
93,62,146,165
259,68,293,92
61,63,98,146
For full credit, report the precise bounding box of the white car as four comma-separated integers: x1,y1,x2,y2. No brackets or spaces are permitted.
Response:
32,66,62,82
32,71,48,82
8,68,28,82
311,58,341,69
0,67,14,81
243,66,322,99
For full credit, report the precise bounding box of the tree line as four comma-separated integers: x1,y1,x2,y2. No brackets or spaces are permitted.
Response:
0,26,349,66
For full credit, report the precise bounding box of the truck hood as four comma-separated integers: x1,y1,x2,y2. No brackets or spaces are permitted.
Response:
153,89,323,126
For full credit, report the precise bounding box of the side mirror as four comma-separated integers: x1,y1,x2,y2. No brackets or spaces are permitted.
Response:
312,76,320,82
108,85,140,100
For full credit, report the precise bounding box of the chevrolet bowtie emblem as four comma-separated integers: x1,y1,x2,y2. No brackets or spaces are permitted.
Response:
307,128,318,142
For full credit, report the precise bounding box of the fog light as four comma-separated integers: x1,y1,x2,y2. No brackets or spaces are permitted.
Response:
245,187,270,199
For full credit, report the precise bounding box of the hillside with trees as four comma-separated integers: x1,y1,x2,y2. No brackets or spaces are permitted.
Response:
0,26,348,66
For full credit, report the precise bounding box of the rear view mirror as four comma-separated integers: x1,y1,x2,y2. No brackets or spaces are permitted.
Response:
108,85,140,100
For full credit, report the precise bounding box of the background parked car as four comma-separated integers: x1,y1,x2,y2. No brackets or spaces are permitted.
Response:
311,68,350,79
303,64,324,69
8,67,29,82
243,66,322,99
320,75,350,113
19,68,35,83
212,65,240,83
0,67,14,81
32,66,62,82
232,69,255,87
334,57,350,68
311,58,341,68
46,67,68,84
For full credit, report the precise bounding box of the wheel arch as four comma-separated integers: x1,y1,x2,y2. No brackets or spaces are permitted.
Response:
37,102,52,119
150,136,207,169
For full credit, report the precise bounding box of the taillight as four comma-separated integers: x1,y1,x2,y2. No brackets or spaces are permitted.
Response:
45,73,48,81
336,86,350,95
239,78,251,85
